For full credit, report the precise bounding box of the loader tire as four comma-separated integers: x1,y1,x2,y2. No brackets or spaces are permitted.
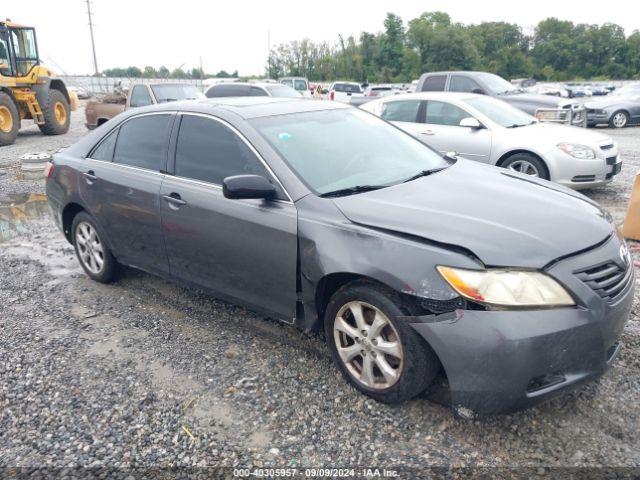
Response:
0,92,20,146
39,89,70,135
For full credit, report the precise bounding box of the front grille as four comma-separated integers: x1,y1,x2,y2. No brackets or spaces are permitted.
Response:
572,175,596,183
575,261,633,301
606,156,618,165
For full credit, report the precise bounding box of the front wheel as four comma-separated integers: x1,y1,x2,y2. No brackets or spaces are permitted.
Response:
39,89,71,135
501,153,549,180
72,212,117,283
0,92,20,146
609,110,629,129
324,280,440,403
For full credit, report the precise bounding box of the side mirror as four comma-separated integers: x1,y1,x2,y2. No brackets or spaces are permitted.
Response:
444,151,458,161
471,87,486,95
459,117,483,129
223,175,276,200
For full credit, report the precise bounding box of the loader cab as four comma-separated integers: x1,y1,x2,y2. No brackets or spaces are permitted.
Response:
0,21,40,79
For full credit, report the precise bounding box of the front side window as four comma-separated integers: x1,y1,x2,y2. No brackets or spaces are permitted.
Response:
251,109,449,195
90,128,118,161
10,28,38,76
449,75,481,93
174,115,280,196
380,100,421,123
113,115,171,170
425,101,470,127
130,86,153,108
0,30,11,76
281,79,293,87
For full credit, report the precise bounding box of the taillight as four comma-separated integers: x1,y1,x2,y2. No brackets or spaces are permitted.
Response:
329,91,334,101
44,162,55,178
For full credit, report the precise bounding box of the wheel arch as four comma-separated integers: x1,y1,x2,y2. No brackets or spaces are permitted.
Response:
496,149,550,178
61,202,86,243
0,87,20,110
47,79,71,104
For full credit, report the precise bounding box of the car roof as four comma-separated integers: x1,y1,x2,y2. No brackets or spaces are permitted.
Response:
209,82,277,89
129,97,350,119
421,71,488,76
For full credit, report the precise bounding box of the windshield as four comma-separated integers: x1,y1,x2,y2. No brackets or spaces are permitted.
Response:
476,73,519,95
251,109,449,195
293,79,308,91
465,96,535,128
265,85,302,98
334,83,363,93
150,84,204,103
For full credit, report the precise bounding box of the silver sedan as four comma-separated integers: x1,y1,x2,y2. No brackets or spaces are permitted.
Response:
361,92,622,189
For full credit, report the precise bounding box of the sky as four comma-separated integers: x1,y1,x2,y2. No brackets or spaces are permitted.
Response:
7,0,640,76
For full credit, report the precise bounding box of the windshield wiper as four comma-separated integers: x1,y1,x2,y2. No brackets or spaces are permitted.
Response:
506,121,536,128
319,185,384,198
402,167,447,183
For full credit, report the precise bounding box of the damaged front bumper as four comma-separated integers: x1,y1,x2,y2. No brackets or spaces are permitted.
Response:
408,287,633,416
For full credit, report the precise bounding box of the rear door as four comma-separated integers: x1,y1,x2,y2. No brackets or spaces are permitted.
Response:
420,74,447,92
160,113,298,320
379,99,423,137
79,113,173,274
419,100,492,162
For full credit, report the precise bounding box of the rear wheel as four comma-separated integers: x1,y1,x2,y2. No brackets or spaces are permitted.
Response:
501,153,549,180
324,280,440,403
0,92,20,146
72,212,117,283
609,110,629,129
39,89,71,135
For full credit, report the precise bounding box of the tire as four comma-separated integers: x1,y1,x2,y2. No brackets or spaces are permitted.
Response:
72,212,117,283
324,280,440,403
0,92,20,146
38,89,71,135
501,152,549,180
609,110,629,129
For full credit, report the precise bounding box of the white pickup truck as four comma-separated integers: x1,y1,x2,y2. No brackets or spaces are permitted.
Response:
328,82,364,103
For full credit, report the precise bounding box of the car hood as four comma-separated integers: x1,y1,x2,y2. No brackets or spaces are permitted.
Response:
585,98,634,110
332,160,612,268
507,122,612,147
498,92,568,109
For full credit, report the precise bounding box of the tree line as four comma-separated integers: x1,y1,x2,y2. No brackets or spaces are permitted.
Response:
101,66,239,80
267,12,640,83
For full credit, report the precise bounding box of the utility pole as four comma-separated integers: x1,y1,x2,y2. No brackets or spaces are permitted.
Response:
86,0,99,75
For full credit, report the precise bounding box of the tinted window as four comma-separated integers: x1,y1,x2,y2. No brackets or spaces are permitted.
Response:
450,75,481,93
206,84,249,97
90,128,118,161
380,100,421,123
425,101,470,126
294,79,308,91
150,84,204,103
265,85,301,98
281,79,293,87
113,115,171,170
421,75,446,92
175,115,276,191
250,87,268,97
130,86,153,108
334,83,362,93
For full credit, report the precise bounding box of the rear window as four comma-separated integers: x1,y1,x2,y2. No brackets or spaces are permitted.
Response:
294,79,308,91
380,100,421,123
334,83,362,93
421,75,447,92
150,84,204,103
206,84,249,97
113,114,172,171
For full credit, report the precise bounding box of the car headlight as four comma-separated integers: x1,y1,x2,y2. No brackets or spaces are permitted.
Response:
437,266,575,307
557,143,596,159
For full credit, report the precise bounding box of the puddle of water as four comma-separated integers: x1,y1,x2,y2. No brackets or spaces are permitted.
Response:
0,193,51,243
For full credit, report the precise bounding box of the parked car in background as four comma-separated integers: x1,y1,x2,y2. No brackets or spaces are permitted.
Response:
47,97,633,416
350,85,401,107
205,82,301,99
328,81,364,103
280,77,312,97
85,83,204,129
564,83,593,98
586,87,640,128
530,84,570,98
361,92,622,189
416,71,586,127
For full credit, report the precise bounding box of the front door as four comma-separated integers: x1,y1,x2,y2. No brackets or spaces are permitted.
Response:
79,113,173,275
160,113,298,321
379,99,423,137
419,100,492,163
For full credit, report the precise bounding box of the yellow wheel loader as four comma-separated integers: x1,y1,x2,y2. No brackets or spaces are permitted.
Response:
0,19,78,146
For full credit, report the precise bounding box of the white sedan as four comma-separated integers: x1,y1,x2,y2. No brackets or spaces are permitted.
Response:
361,92,622,189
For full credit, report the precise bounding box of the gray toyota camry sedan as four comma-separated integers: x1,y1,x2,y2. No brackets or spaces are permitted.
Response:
46,98,634,416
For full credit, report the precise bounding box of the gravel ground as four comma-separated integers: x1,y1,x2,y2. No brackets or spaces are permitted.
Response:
0,107,639,476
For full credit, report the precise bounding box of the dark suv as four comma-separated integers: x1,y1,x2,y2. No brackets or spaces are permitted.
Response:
416,71,586,127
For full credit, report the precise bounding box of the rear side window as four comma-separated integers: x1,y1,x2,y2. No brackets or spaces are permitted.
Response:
90,128,118,161
421,75,446,92
380,100,421,123
113,115,172,171
250,87,268,97
450,75,481,93
174,115,280,196
130,85,153,108
206,84,249,97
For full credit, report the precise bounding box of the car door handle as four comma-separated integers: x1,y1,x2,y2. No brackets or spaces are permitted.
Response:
419,129,435,136
83,170,97,183
162,193,187,207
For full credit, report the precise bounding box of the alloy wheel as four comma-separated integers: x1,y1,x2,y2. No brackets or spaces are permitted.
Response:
508,160,540,177
75,221,105,274
612,112,627,128
333,301,403,389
